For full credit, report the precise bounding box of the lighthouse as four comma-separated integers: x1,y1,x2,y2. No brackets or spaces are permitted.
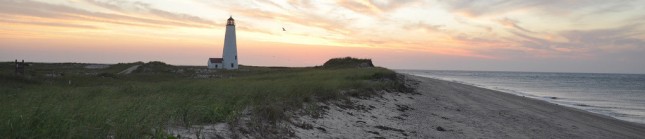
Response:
208,16,238,69
222,16,238,69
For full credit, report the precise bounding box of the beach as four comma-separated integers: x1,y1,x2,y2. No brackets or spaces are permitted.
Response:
291,74,645,138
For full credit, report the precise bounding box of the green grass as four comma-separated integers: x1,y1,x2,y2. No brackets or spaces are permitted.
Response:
0,61,402,138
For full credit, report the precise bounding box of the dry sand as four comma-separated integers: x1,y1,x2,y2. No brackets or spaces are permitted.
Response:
291,90,417,138
290,74,645,138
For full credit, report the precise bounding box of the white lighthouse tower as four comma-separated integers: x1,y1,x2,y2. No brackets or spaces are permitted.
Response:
207,16,239,69
222,16,238,69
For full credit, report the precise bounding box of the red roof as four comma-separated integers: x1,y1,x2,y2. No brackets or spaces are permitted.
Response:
209,58,223,63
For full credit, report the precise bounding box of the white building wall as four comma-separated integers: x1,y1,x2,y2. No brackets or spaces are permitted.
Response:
222,25,238,69
207,61,222,69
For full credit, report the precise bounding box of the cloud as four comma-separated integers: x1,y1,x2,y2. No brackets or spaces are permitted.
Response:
496,18,532,33
506,24,645,55
236,25,275,35
438,0,634,18
404,21,445,32
254,0,287,10
191,0,447,52
454,17,493,32
336,1,381,15
510,31,553,50
441,0,645,58
558,24,645,50
444,22,645,60
0,0,216,29
336,0,415,15
285,0,315,9
83,0,217,26
226,5,354,36
0,18,98,29
0,0,81,19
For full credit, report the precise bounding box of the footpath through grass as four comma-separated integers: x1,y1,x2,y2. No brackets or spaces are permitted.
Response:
0,61,402,138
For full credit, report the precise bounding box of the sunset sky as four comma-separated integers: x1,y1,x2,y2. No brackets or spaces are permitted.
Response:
1,0,644,73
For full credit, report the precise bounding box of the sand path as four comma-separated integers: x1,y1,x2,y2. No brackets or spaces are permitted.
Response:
118,65,140,74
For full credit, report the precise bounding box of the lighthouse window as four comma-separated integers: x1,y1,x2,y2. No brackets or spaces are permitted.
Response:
231,63,234,68
235,56,237,60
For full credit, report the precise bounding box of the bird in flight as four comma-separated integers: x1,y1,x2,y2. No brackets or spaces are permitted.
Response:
282,27,286,31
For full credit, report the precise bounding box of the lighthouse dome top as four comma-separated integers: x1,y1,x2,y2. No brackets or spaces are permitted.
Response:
227,16,235,26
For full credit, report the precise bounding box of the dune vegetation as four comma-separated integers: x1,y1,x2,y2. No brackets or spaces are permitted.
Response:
0,58,404,138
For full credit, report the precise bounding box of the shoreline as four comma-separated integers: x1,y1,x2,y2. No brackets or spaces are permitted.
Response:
403,73,645,125
289,74,645,138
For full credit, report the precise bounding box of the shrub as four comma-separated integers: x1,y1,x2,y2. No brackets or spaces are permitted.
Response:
322,57,374,68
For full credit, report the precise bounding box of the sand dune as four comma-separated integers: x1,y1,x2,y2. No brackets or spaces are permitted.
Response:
291,74,645,138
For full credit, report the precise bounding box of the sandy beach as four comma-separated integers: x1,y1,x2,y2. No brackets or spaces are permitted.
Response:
290,74,645,138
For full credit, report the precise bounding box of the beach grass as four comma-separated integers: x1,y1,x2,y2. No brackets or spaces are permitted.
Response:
0,61,402,138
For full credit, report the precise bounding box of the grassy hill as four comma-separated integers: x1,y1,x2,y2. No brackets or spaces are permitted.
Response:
0,59,405,138
322,57,374,68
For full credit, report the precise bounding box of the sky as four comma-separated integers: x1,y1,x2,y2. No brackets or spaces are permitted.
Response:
1,0,644,74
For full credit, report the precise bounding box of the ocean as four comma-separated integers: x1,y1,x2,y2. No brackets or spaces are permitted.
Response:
397,70,645,124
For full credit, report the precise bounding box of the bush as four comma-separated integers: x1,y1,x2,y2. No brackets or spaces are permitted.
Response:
322,57,374,68
133,61,175,73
